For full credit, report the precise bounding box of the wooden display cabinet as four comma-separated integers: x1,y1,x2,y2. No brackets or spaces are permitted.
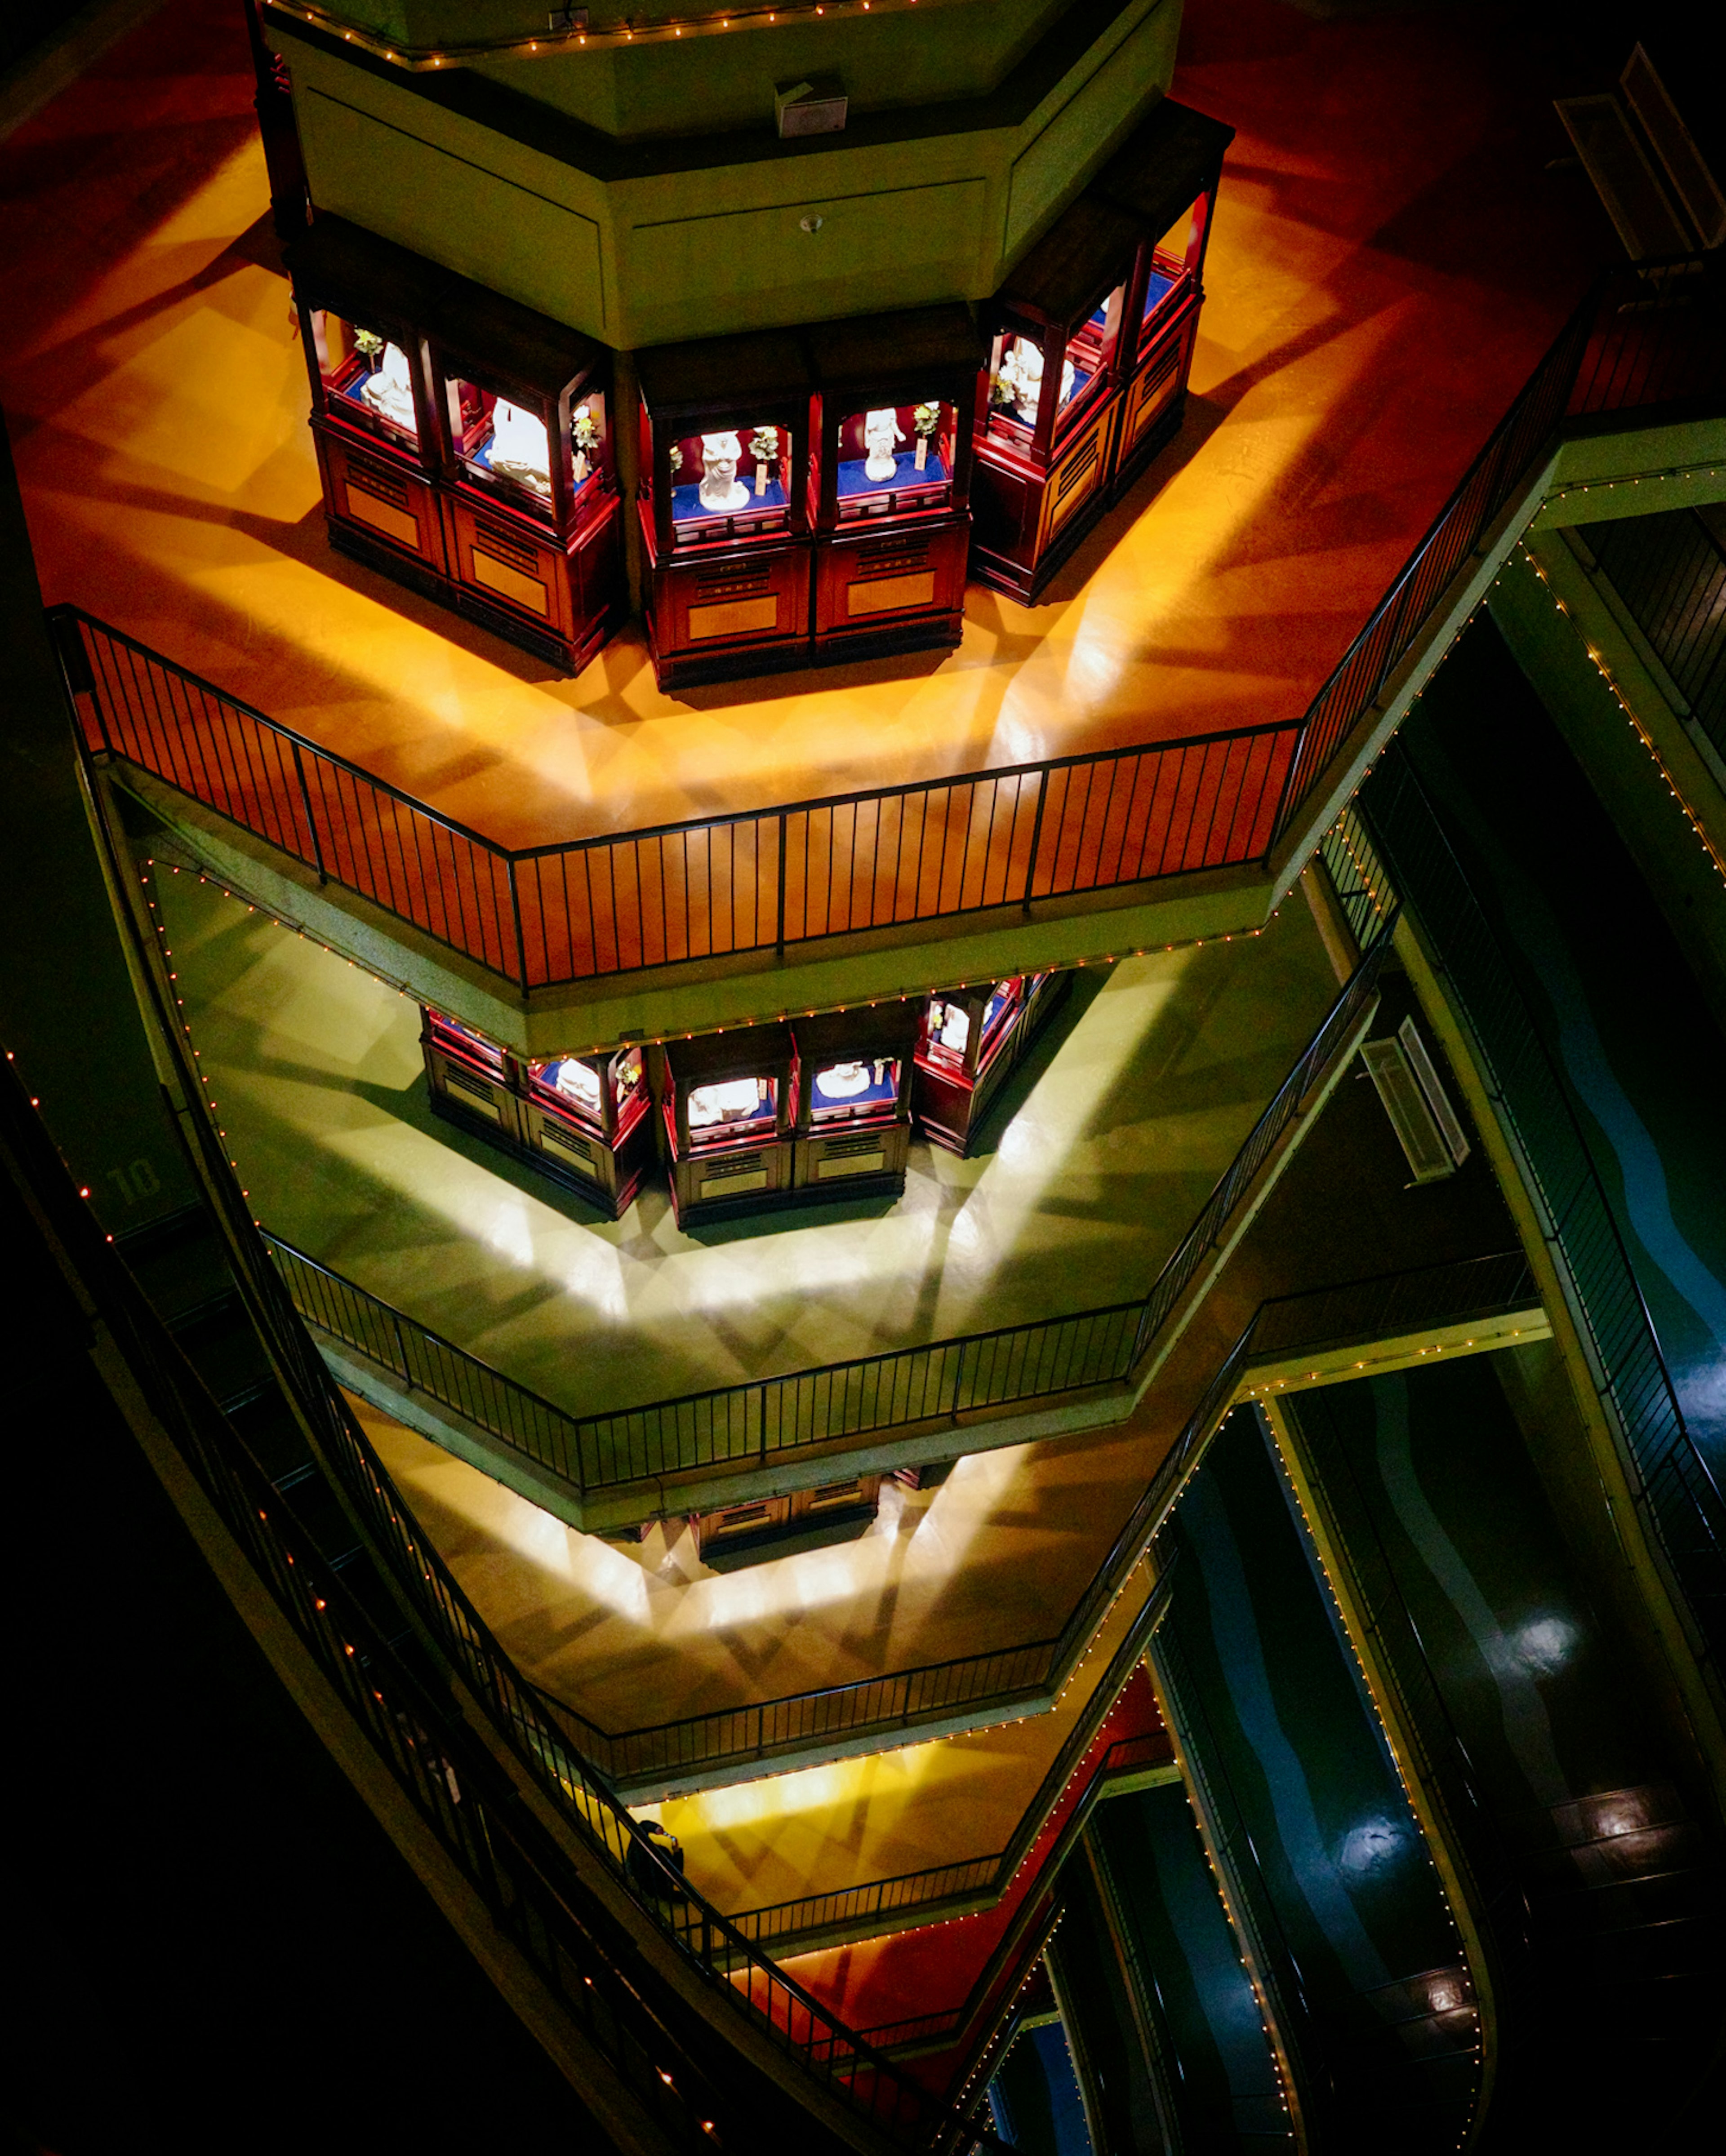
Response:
421,1011,651,1219
519,1044,653,1215
791,1004,922,1198
912,970,1072,1154
429,275,624,673
288,215,448,592
690,1475,883,1570
806,306,983,661
636,333,817,689
422,1008,523,1141
656,1023,799,1224
970,196,1142,602
1096,100,1234,504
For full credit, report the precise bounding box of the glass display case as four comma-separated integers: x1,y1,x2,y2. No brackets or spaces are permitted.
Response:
912,970,1072,1153
636,332,816,688
656,1022,799,1223
689,1474,884,1571
970,195,1143,602
1094,99,1235,503
419,1011,649,1218
286,218,625,677
807,306,984,659
287,214,448,581
430,273,624,673
790,1004,922,1197
520,1043,652,1213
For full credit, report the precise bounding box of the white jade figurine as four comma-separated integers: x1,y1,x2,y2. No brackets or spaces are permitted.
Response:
998,338,1077,426
361,342,418,433
490,398,552,495
862,408,906,482
698,431,750,513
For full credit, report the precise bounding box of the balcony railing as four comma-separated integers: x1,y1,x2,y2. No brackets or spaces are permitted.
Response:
286,1238,1535,1801
61,717,1012,2154
51,259,1724,998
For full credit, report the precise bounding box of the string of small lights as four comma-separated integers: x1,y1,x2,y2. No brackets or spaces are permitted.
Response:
147,839,1269,1067
1258,1399,1486,2145
1515,541,1726,892
267,0,938,68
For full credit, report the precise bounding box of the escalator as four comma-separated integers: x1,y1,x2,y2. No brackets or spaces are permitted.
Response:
1149,1408,1483,2155
1398,613,1726,1476
1085,1779,1294,2152
1285,1349,1726,2142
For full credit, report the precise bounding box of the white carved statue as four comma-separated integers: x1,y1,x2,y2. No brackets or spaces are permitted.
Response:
361,342,417,433
698,430,749,513
862,408,906,482
998,337,1077,427
489,398,552,495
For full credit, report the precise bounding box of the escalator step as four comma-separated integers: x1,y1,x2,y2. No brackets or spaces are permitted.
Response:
171,1300,275,1408
225,1388,315,1486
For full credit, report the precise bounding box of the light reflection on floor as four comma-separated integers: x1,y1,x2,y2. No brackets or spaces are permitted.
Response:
0,0,1610,846
154,864,1335,1414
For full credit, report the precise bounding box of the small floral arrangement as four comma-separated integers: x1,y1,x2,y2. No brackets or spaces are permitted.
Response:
912,401,939,469
354,326,384,364
570,400,600,480
749,426,778,495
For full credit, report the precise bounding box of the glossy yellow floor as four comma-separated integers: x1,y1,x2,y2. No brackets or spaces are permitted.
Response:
0,1,1610,847
152,861,1334,1411
355,1388,1156,1737
647,1567,1153,1921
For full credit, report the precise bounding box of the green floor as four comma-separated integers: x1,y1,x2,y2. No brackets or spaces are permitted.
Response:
152,862,1337,1416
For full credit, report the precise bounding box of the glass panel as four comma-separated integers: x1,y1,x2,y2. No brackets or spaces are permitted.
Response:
531,1054,603,1126
988,326,1059,438
688,1075,777,1136
313,311,418,448
431,1011,506,1079
834,400,955,513
1061,285,1125,418
447,376,553,510
921,994,972,1072
810,1055,901,1122
1142,203,1198,331
610,1044,645,1113
669,426,790,527
982,976,1024,1045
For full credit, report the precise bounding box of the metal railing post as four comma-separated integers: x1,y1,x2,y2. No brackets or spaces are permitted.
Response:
506,855,530,991
290,740,327,882
1021,763,1051,911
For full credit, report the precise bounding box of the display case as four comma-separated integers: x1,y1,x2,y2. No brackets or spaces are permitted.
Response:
690,1475,884,1571
636,333,817,688
429,275,624,672
791,1004,922,1197
1094,100,1235,503
807,306,984,660
520,1044,653,1214
656,1022,799,1224
422,1007,522,1139
288,215,448,588
970,195,1142,602
912,970,1072,1153
420,1011,651,1218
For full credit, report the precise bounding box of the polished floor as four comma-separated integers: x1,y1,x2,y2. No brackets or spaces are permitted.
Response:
643,1570,1155,1921
151,860,1336,1411
0,0,1614,847
357,1392,1159,1740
